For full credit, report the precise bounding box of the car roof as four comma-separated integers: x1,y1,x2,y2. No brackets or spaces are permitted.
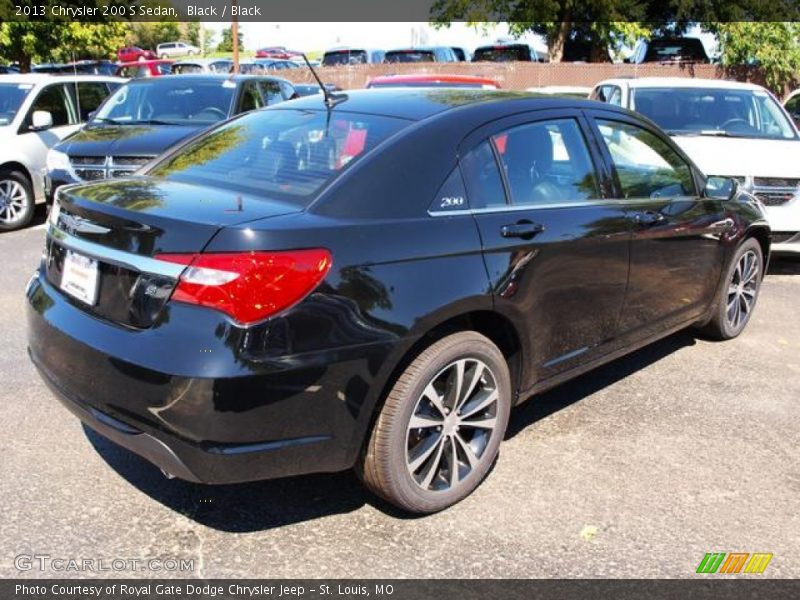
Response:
126,73,282,84
0,73,123,84
597,77,766,91
275,87,617,121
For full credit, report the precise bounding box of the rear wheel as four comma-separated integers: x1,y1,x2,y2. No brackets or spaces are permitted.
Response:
700,237,763,340
0,169,34,231
359,332,511,513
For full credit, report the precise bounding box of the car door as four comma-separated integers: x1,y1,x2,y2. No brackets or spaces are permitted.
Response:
461,110,631,386
17,82,80,197
586,110,729,339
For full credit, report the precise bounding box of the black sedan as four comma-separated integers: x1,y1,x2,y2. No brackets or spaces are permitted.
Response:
27,90,770,513
45,74,297,202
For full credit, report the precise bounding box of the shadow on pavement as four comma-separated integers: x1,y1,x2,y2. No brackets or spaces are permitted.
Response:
768,256,800,275
86,328,697,531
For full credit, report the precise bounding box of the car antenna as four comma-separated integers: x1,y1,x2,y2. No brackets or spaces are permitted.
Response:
292,51,347,108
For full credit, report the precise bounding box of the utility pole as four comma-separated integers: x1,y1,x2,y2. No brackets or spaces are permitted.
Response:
232,0,239,73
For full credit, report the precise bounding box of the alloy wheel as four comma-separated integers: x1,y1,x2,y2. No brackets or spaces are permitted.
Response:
0,179,29,226
405,358,499,493
726,249,759,330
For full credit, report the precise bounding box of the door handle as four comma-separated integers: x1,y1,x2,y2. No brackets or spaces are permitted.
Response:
631,211,666,227
500,220,544,240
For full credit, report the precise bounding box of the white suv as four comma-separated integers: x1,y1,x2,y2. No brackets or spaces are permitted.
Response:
156,42,201,59
592,77,800,254
0,74,122,230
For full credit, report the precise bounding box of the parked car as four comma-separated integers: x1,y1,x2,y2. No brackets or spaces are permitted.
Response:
118,47,157,62
592,77,799,254
255,47,299,60
0,74,122,230
783,89,800,127
33,60,119,76
0,65,20,74
115,60,173,78
322,47,385,66
30,89,769,514
45,74,297,200
367,74,500,89
384,47,457,63
235,60,301,75
156,42,201,59
627,37,711,64
171,59,233,74
451,47,469,61
526,86,591,98
472,43,547,63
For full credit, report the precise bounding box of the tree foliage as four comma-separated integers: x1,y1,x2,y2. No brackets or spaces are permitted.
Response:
216,26,244,53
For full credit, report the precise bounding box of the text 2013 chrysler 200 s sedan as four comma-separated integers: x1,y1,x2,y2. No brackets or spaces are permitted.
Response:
27,90,770,513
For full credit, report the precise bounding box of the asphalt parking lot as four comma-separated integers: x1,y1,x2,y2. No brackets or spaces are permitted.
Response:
1,208,798,579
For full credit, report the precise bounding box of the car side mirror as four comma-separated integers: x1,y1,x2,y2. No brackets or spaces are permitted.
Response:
30,110,54,131
704,176,737,201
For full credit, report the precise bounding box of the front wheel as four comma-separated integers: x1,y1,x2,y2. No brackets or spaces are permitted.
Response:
359,332,511,513
0,169,34,231
700,237,764,340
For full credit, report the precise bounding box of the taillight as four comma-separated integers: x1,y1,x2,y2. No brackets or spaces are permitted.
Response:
156,249,332,325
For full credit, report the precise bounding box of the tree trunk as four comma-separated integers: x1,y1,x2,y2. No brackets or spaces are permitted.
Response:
19,55,31,74
548,21,571,62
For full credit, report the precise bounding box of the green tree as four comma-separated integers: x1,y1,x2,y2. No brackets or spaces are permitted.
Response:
125,22,181,52
0,22,126,71
216,26,243,53
704,22,800,94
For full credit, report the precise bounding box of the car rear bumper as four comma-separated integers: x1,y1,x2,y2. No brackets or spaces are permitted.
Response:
26,269,398,484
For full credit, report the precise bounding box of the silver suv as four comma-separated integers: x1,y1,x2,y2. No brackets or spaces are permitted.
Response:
156,42,201,59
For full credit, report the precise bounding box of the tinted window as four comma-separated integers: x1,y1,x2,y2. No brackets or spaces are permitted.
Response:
322,50,368,66
73,82,113,121
210,61,232,73
786,95,800,122
237,82,263,113
0,83,33,126
493,119,598,205
94,80,235,125
29,84,73,127
643,39,708,62
385,51,435,63
473,45,531,62
148,109,409,202
172,63,204,74
597,120,695,199
460,141,506,209
632,87,796,139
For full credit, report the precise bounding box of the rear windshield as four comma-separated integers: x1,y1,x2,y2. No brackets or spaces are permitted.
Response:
473,45,531,62
323,50,368,66
644,40,707,62
147,108,410,202
369,80,494,89
172,63,204,74
94,79,235,125
385,50,435,63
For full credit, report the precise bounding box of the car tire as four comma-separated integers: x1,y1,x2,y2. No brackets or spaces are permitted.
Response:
187,50,196,56
0,169,35,231
359,331,511,513
699,237,764,340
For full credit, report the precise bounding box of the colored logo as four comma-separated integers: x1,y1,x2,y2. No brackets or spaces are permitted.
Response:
696,552,773,574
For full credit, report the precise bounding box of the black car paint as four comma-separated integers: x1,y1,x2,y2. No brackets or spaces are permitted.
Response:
46,75,295,203
27,90,770,484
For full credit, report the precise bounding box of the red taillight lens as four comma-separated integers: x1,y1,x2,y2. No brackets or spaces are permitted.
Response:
156,249,332,325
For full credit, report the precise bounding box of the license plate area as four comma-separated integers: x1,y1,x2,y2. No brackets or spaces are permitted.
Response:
60,250,99,306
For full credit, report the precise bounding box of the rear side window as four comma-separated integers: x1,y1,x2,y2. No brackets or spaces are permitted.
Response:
72,82,113,121
322,50,368,66
492,119,599,205
597,119,695,198
148,109,409,203
237,81,263,113
460,141,506,210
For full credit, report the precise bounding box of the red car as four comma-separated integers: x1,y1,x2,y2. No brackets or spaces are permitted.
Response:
366,74,501,89
115,59,173,78
117,47,157,63
255,46,299,60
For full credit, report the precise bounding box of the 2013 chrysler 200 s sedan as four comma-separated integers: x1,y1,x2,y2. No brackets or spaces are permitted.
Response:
27,90,770,513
